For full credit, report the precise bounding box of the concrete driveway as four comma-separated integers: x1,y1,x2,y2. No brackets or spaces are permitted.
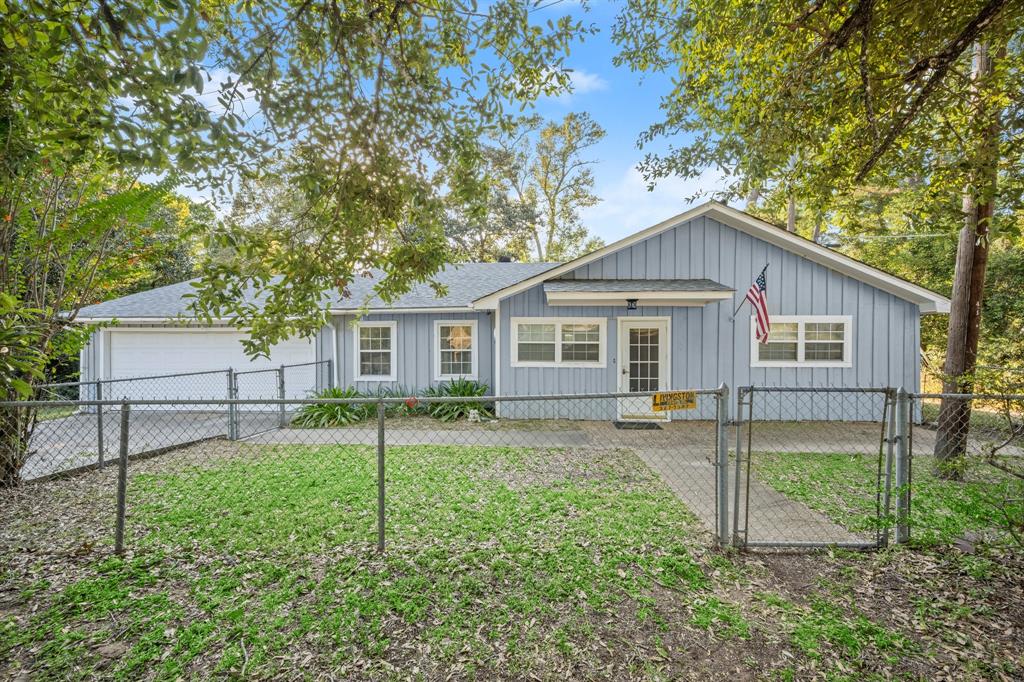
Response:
23,409,284,481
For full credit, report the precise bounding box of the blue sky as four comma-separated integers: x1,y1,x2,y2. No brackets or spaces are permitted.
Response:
527,2,729,244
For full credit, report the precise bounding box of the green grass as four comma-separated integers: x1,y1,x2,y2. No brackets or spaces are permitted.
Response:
3,444,750,679
754,451,1023,547
920,401,1023,437
35,406,78,422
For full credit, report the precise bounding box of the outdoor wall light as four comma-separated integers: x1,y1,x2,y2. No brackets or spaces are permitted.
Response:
626,298,638,310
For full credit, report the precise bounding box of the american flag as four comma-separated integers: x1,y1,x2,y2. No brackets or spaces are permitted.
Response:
746,266,771,343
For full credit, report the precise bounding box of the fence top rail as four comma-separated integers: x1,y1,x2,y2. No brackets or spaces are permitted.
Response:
738,385,895,395
234,360,329,376
912,392,1024,401
37,368,230,389
1,387,722,409
37,360,331,389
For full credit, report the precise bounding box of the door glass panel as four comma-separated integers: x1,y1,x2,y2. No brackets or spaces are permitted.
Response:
628,327,660,393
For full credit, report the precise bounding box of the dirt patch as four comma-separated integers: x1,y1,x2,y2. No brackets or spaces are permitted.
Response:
475,447,658,491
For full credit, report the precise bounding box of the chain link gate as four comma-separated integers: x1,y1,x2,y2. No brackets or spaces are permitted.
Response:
731,386,896,549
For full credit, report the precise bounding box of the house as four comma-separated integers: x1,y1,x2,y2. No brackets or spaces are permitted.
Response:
75,201,950,421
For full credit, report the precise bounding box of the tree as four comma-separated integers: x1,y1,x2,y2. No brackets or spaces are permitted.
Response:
4,1,590,358
613,0,1024,471
492,113,607,262
443,190,535,263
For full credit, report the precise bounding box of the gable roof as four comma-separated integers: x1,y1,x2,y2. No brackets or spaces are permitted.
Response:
75,262,560,321
471,201,951,313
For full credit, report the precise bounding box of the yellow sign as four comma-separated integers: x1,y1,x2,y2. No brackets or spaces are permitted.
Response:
652,390,697,412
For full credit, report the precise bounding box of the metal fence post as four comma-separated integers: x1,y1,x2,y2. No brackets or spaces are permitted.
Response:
227,369,237,441
377,400,386,553
895,387,911,544
716,383,730,547
732,387,746,548
880,389,897,547
96,380,105,467
326,358,335,390
278,365,287,428
114,402,130,555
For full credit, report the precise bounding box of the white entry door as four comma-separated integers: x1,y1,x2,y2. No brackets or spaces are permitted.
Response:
617,318,670,421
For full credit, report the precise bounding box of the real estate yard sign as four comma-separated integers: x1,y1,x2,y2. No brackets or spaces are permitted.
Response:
652,391,697,412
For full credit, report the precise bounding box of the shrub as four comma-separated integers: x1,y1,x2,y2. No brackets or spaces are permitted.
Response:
422,379,494,422
367,385,427,417
291,387,370,427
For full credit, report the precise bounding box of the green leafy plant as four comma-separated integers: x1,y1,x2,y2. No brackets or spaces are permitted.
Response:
423,379,493,423
367,385,427,418
291,387,369,428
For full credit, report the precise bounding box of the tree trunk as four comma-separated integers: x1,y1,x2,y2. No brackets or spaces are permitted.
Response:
786,195,797,232
812,216,823,243
933,41,999,474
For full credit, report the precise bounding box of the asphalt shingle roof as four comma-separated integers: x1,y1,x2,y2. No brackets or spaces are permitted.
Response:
544,278,733,293
75,262,561,319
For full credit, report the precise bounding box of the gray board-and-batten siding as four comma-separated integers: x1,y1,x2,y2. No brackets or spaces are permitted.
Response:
496,214,919,420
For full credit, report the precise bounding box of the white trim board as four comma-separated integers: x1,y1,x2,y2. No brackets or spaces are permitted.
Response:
545,289,733,307
352,320,398,382
471,201,950,313
509,317,608,369
750,315,854,369
432,319,479,381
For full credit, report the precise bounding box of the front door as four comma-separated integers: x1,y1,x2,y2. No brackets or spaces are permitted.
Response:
617,318,670,421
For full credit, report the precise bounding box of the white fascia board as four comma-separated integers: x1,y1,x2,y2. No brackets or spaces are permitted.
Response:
703,204,950,314
327,306,476,315
544,290,734,307
470,201,951,314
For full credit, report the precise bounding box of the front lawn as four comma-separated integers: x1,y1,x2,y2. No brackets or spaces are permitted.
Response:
1,444,751,679
754,450,1024,548
2,441,1022,679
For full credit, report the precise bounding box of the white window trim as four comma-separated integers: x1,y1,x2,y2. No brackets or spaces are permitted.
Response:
750,315,853,368
433,319,479,381
353,320,398,382
510,317,607,368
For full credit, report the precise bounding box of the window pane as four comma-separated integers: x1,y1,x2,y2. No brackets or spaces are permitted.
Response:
359,326,391,351
561,323,600,363
805,342,844,361
561,324,599,343
360,351,391,376
518,323,555,343
766,323,798,342
562,343,599,362
758,342,798,361
806,322,845,341
440,324,473,350
517,343,556,362
440,350,473,375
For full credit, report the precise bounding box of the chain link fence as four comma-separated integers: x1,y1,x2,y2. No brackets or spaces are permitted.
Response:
21,361,331,480
1,390,727,557
908,392,1024,548
732,387,895,549
3,385,1022,559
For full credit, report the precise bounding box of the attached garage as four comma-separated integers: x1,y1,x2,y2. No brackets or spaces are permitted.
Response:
90,328,318,403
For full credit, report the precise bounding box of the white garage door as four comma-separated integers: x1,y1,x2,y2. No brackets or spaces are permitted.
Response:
106,330,317,403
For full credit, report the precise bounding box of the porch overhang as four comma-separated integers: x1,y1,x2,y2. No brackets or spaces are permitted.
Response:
543,279,735,308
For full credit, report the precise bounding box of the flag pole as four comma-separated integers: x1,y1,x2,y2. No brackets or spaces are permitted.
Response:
731,263,769,317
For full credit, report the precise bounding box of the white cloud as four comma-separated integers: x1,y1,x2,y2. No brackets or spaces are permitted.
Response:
581,166,735,243
568,69,608,95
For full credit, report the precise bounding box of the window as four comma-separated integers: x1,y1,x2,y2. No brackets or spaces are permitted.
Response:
511,318,606,367
561,323,601,362
355,321,396,381
435,320,478,380
751,316,852,368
